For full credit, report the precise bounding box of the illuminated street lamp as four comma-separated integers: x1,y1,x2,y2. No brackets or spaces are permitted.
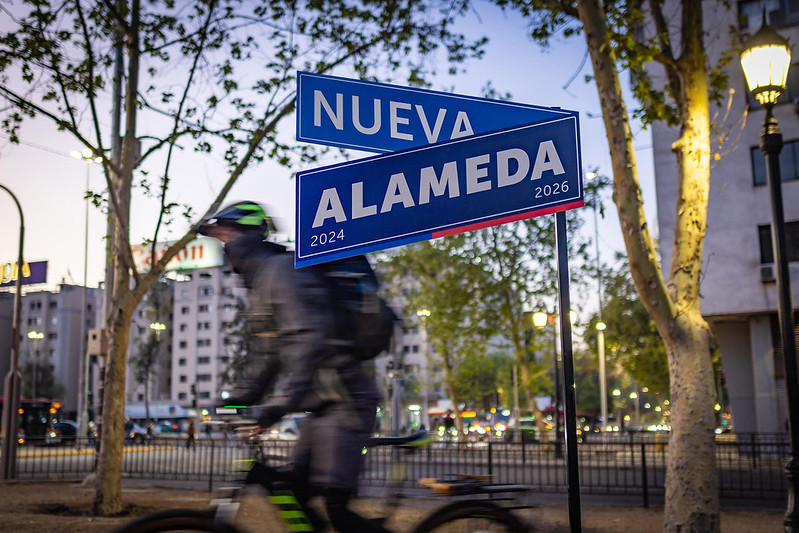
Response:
415,309,431,429
741,19,799,531
596,321,608,432
27,331,44,399
533,310,575,458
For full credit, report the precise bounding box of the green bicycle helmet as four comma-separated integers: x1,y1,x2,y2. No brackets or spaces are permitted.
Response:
198,201,276,237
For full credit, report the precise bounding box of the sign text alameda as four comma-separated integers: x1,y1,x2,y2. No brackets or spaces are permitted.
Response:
296,116,582,267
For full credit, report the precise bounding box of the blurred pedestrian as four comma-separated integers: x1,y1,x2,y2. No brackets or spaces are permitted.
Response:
186,418,196,450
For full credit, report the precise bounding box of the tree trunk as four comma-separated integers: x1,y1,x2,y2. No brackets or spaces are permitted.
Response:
93,304,132,515
663,310,718,532
94,1,142,515
516,357,547,435
440,347,465,441
576,1,720,530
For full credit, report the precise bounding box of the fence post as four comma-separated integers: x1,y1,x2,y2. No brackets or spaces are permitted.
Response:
641,438,649,509
488,441,493,477
208,439,215,493
521,431,526,466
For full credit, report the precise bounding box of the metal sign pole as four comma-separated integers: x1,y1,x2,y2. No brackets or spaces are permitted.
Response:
555,210,582,532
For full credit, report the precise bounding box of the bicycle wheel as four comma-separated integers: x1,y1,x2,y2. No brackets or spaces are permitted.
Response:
412,500,530,533
114,508,243,533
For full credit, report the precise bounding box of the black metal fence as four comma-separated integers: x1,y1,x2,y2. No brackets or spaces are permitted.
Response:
1,432,789,505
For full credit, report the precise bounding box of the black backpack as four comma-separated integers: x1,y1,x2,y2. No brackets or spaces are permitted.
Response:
314,255,398,360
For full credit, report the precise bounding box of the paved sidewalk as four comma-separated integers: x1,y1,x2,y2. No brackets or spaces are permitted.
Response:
0,478,786,532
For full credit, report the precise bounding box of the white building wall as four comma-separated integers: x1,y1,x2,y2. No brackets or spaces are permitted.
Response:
650,0,799,433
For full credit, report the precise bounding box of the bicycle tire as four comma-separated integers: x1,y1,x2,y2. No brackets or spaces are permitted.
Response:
113,508,243,533
412,500,530,533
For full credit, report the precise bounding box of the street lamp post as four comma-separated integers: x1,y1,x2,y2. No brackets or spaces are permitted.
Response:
27,331,44,399
587,171,609,433
0,183,24,479
741,20,799,531
533,310,563,458
70,148,101,447
596,322,608,432
416,309,431,429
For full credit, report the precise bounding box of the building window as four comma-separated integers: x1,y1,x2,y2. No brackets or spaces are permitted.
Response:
197,374,212,382
181,306,190,315
758,221,799,263
197,339,211,347
198,304,210,313
739,0,799,30
198,322,211,330
178,358,187,366
198,356,211,364
199,392,211,399
751,140,799,185
200,272,212,279
180,324,188,332
198,286,214,297
48,333,57,340
29,301,42,310
49,301,57,309
179,341,188,349
178,392,187,400
179,375,187,383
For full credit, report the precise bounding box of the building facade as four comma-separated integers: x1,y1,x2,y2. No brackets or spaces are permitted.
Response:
650,0,799,433
166,265,247,407
15,284,101,418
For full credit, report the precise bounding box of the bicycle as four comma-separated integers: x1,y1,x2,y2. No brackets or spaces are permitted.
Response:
113,429,532,532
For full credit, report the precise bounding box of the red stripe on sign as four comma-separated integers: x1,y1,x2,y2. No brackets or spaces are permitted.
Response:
431,200,585,238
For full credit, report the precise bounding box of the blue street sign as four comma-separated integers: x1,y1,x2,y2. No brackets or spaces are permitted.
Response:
296,71,577,153
295,116,582,267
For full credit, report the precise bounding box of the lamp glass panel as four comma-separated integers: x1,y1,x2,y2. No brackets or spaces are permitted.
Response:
741,44,791,93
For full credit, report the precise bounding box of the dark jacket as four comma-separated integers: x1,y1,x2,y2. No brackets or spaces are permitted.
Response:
224,232,380,429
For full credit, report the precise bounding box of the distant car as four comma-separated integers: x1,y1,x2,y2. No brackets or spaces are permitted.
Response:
260,414,306,441
153,421,181,435
504,420,538,443
124,420,148,443
54,420,79,445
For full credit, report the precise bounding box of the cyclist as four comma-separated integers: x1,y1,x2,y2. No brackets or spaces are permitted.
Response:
198,201,387,533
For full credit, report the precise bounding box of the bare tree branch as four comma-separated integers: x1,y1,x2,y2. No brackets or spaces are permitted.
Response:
152,0,219,263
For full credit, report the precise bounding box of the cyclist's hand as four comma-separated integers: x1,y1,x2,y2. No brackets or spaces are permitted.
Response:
235,424,266,441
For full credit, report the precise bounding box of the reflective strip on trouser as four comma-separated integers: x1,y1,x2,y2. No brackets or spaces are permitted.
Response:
270,490,314,532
